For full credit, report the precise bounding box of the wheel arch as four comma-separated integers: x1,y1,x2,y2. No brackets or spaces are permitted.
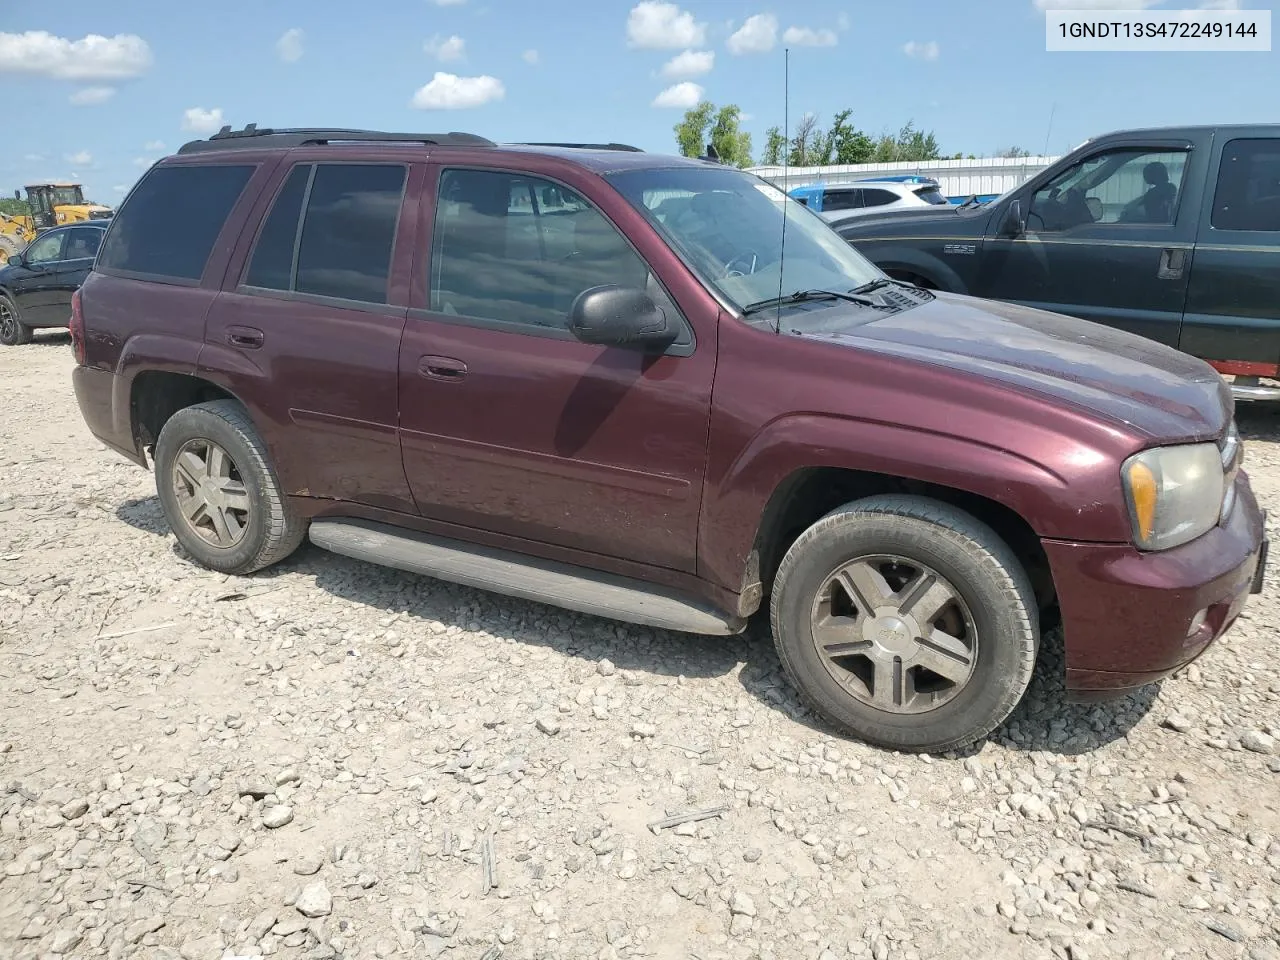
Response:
129,370,241,463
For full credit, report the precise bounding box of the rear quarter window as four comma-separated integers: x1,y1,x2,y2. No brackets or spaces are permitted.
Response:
98,164,255,281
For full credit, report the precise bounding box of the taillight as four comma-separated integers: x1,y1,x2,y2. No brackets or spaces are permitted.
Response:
70,289,86,365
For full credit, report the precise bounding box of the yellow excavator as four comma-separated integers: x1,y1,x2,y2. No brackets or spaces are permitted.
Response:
0,183,113,258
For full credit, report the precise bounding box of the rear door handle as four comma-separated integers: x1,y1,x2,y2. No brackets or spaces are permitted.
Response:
418,355,468,381
1157,247,1188,280
226,325,265,349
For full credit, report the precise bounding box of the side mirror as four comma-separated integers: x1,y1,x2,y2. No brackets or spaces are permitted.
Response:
568,285,677,351
6,253,23,267
999,199,1025,237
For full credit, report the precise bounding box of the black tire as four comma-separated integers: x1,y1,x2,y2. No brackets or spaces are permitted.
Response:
0,293,32,346
154,399,307,575
769,494,1038,753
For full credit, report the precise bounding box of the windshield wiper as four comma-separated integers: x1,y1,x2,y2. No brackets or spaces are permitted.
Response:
849,278,895,295
741,288,885,316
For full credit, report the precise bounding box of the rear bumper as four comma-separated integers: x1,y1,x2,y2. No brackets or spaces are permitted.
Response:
72,363,145,467
1044,474,1267,699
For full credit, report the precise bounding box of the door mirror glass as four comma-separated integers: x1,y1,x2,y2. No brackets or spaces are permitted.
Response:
1000,199,1025,237
568,284,676,350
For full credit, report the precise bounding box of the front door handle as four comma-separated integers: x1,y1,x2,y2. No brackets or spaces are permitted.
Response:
418,355,468,381
1157,247,1188,280
226,325,265,349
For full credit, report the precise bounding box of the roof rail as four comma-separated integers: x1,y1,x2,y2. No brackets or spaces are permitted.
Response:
177,124,495,155
515,142,644,153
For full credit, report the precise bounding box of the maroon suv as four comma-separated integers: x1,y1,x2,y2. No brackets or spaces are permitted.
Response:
70,125,1268,752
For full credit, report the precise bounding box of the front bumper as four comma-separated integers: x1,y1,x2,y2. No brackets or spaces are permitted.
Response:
1043,473,1267,699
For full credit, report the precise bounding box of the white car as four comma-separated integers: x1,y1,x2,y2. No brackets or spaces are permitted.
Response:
790,177,951,221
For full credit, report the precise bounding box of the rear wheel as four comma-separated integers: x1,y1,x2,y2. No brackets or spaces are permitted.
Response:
0,294,32,346
154,400,306,575
770,495,1038,752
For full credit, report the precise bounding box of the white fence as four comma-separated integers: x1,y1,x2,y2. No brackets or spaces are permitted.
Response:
747,156,1062,200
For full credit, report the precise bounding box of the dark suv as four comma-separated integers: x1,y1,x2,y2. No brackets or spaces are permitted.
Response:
71,125,1268,753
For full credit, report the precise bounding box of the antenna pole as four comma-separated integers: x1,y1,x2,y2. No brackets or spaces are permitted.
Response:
1042,102,1056,157
775,47,790,335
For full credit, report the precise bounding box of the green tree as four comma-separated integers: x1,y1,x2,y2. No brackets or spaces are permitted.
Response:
760,126,787,166
0,197,29,217
996,145,1032,158
709,104,753,168
673,101,716,158
871,120,941,162
828,109,874,164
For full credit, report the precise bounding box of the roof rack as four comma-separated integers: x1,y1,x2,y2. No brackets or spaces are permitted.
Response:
177,124,495,155
515,142,644,153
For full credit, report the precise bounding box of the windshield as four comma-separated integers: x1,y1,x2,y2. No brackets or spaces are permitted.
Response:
606,166,882,312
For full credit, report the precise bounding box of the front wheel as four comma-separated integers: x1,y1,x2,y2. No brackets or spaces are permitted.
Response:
770,494,1038,752
154,400,307,575
0,294,32,346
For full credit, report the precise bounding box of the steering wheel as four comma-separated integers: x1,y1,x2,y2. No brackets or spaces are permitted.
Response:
723,251,759,278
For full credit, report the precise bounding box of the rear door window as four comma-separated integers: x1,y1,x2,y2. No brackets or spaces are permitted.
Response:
243,163,407,304
65,227,103,261
914,186,948,205
1211,138,1280,232
97,164,255,281
861,188,899,208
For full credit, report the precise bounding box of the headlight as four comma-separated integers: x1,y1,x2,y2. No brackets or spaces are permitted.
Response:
1121,443,1225,551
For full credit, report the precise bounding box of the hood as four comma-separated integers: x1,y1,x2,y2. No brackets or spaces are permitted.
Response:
799,292,1230,442
830,204,978,234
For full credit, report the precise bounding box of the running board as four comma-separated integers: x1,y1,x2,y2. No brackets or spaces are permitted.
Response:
309,519,744,636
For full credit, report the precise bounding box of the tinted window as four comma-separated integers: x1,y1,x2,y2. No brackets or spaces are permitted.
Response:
245,165,311,290
823,189,861,212
25,231,65,264
861,189,898,207
66,227,103,260
1212,138,1280,232
1029,148,1187,230
431,169,671,330
914,186,948,205
293,164,406,303
98,164,254,280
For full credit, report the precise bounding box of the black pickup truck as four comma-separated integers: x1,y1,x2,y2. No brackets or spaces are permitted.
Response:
831,125,1280,401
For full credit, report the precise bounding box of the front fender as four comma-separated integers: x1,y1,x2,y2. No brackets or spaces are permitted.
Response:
854,242,969,293
698,413,1118,593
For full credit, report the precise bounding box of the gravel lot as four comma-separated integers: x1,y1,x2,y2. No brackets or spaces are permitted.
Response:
2,335,1278,960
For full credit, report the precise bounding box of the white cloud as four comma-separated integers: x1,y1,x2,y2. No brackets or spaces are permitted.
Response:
69,86,115,106
276,28,304,63
903,40,940,60
727,14,777,54
182,107,226,134
0,31,152,79
65,150,93,166
132,157,155,168
425,34,466,62
660,48,714,79
651,81,704,109
1033,0,1159,8
836,12,852,30
143,140,166,152
627,2,707,49
112,184,130,194
783,25,838,47
1199,0,1241,7
522,48,539,65
410,72,504,109
429,0,467,5
23,153,44,162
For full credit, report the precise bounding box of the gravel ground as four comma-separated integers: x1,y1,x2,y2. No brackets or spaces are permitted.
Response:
1,334,1278,960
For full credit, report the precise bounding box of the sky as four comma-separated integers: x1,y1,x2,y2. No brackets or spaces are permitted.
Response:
1,0,1276,204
